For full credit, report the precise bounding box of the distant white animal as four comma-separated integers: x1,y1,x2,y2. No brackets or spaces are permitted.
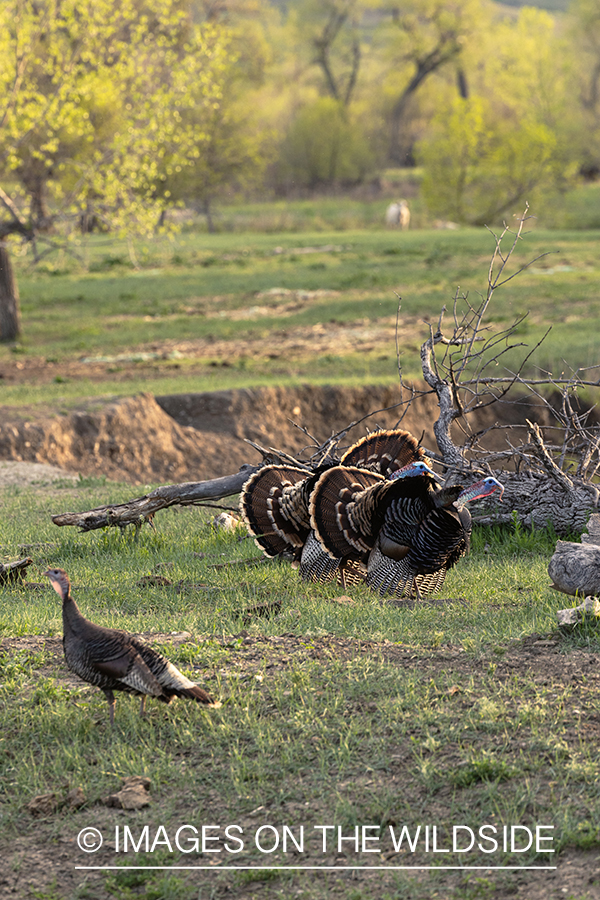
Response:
385,200,410,230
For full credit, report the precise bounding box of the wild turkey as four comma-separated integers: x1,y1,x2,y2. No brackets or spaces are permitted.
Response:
44,568,216,724
239,429,427,585
306,460,437,585
366,476,504,598
310,466,503,599
300,460,441,586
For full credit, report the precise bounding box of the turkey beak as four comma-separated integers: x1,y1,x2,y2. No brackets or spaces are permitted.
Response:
491,479,504,501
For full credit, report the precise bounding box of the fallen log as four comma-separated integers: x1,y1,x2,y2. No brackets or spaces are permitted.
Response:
51,465,259,533
0,557,33,584
549,513,600,597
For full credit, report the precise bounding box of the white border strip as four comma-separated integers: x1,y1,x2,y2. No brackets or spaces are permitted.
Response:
76,865,557,871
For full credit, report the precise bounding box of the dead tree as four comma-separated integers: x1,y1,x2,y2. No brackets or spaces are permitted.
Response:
394,209,600,534
0,242,21,341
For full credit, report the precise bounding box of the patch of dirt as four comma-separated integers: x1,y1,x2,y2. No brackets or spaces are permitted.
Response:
0,313,414,391
2,628,598,691
0,460,78,486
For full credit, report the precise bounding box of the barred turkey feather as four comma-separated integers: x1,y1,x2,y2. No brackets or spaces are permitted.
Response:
299,531,343,583
309,466,386,559
236,431,498,603
407,505,471,573
299,531,366,586
239,464,314,558
239,429,426,565
366,545,448,598
131,638,212,702
309,471,502,599
44,568,215,724
340,428,425,477
376,485,464,565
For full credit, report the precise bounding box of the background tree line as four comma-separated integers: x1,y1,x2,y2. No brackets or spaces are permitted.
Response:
1,0,600,338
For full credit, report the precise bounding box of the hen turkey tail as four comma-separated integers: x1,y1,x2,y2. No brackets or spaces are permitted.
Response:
131,639,214,704
239,464,313,558
340,428,424,477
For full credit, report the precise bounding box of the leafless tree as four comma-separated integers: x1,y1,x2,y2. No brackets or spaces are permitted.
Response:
390,209,600,534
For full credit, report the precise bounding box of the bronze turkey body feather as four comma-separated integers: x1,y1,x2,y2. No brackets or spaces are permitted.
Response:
44,568,215,724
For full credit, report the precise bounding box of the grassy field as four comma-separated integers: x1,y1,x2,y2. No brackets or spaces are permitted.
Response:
2,213,600,417
2,194,600,898
1,477,599,900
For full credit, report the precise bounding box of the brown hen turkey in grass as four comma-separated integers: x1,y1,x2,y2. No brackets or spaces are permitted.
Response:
44,567,217,725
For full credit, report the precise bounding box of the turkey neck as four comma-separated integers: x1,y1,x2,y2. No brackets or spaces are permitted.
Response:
61,589,89,640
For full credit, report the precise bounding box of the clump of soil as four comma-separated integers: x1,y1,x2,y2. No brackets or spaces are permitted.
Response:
0,385,560,485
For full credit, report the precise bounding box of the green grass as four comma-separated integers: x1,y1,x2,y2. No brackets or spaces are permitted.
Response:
1,483,599,898
2,193,600,897
3,219,600,416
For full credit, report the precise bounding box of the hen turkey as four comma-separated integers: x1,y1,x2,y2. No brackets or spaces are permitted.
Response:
45,568,216,724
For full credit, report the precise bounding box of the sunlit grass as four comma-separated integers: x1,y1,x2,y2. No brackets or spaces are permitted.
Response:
2,481,599,899
1,222,600,416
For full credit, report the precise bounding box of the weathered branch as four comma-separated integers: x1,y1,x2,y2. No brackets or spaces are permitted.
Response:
51,466,259,532
525,419,574,491
0,557,33,584
420,328,464,470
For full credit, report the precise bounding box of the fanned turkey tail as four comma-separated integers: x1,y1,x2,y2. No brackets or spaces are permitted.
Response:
340,428,425,477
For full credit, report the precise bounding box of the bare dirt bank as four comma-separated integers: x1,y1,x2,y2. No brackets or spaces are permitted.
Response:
0,384,562,485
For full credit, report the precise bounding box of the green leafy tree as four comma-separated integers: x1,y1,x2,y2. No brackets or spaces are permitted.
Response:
416,8,577,224
156,0,275,230
418,96,560,225
568,0,600,177
0,0,232,339
158,85,271,232
277,96,374,189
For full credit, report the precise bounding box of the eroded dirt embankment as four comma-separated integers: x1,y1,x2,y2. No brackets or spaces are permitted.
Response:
0,385,562,485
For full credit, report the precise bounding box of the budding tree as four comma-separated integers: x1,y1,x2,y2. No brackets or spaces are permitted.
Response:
0,0,234,339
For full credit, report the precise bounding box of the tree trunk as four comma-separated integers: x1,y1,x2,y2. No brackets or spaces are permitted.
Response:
203,199,215,234
0,244,21,341
388,45,461,164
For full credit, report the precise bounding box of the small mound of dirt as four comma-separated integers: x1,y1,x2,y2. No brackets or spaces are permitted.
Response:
0,393,226,485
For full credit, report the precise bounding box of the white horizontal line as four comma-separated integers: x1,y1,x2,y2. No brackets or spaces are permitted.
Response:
75,865,558,871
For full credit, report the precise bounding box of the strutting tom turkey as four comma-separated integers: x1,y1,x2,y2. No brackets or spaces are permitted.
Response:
309,467,503,599
239,428,428,586
45,568,217,724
